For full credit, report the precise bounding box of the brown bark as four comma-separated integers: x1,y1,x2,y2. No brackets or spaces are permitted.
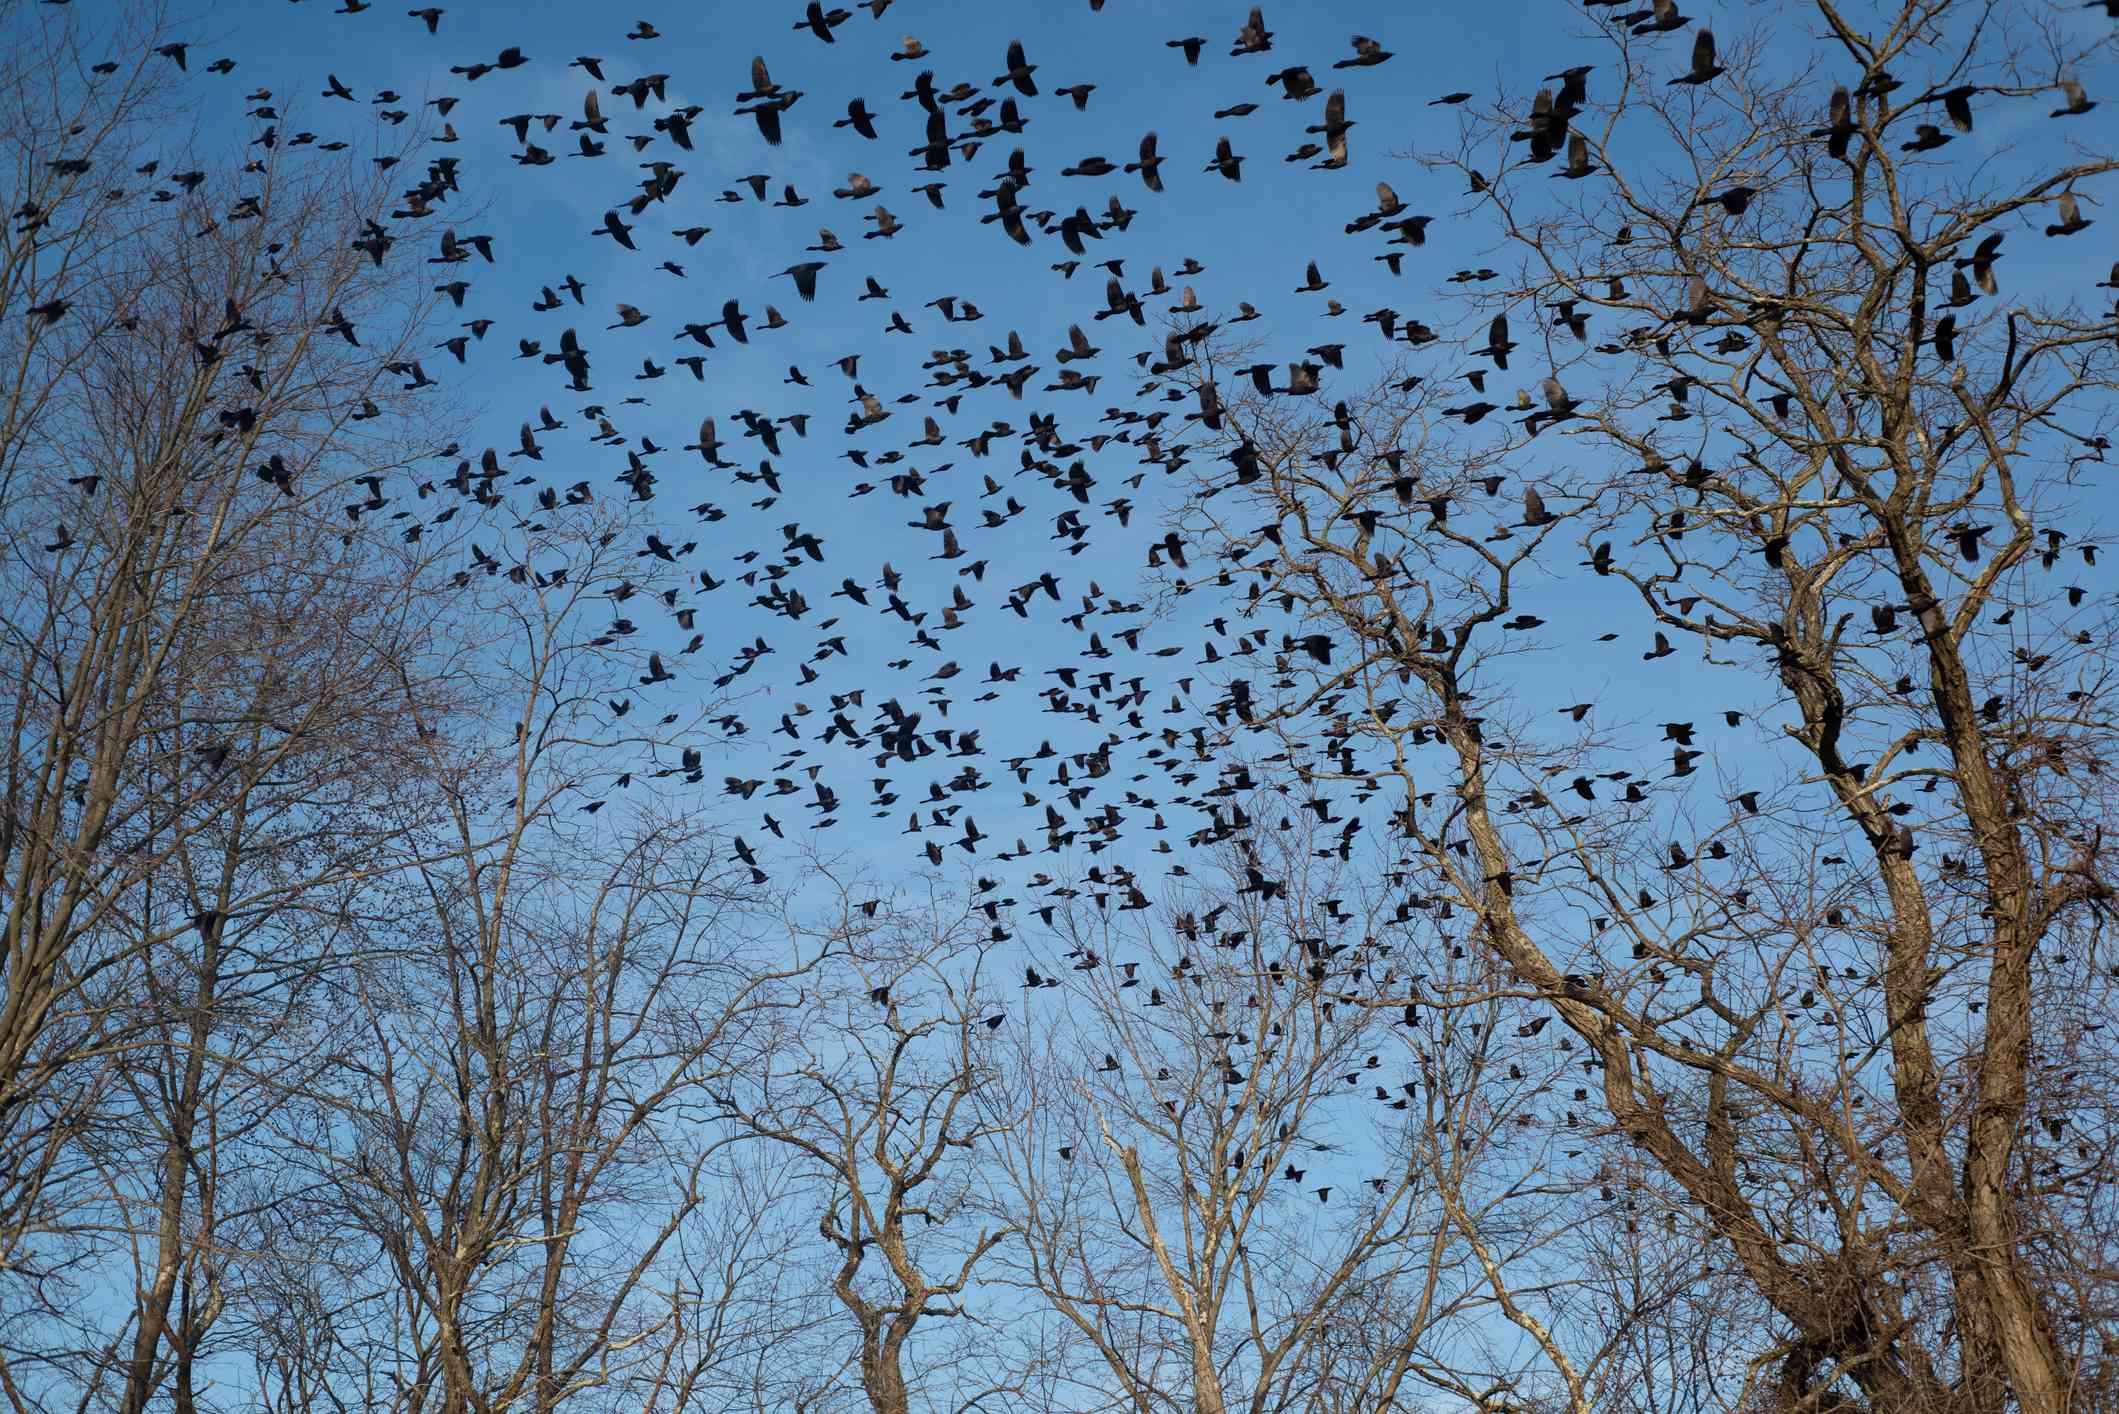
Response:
1162,12,2119,1387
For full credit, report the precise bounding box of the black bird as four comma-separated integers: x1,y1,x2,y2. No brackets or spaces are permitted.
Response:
1810,86,1856,159
1557,132,1599,179
836,98,879,138
1954,230,2004,294
593,209,636,249
778,262,826,300
1125,132,1165,192
2046,192,2093,237
1629,0,1690,34
1335,35,1392,68
1927,83,1979,133
1519,486,1559,526
995,39,1038,96
1475,313,1515,368
1669,30,1723,85
2052,78,2096,117
797,0,849,42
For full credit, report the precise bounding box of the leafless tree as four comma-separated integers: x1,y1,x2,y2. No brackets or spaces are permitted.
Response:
236,494,815,1414
0,3,482,1404
710,880,1024,1414
984,822,1597,1414
1153,5,2119,1411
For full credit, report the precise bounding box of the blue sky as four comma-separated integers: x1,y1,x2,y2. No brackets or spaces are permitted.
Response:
24,0,2119,1407
73,0,2089,919
208,0,1695,885
120,0,2102,1098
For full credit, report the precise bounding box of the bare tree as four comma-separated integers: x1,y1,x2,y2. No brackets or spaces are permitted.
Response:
711,882,1021,1414
622,1148,838,1414
244,495,813,1414
984,824,1591,1414
1154,4,2119,1412
0,4,484,1404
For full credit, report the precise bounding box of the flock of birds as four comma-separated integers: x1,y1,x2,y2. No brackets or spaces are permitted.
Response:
27,0,2119,1200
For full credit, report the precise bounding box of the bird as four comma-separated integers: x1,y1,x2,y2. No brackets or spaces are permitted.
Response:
1557,132,1600,179
1927,83,1980,133
1955,230,2005,293
1629,0,1690,35
1335,36,1392,69
836,98,879,139
1521,379,1580,433
1231,6,1273,55
1520,486,1559,526
1669,30,1724,85
1696,184,1757,217
778,262,826,301
2046,191,2093,237
1126,133,1164,192
1476,313,1515,368
796,1,848,43
995,39,1038,96
2051,77,2096,117
1306,89,1352,168
1810,86,1856,159
593,209,636,249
